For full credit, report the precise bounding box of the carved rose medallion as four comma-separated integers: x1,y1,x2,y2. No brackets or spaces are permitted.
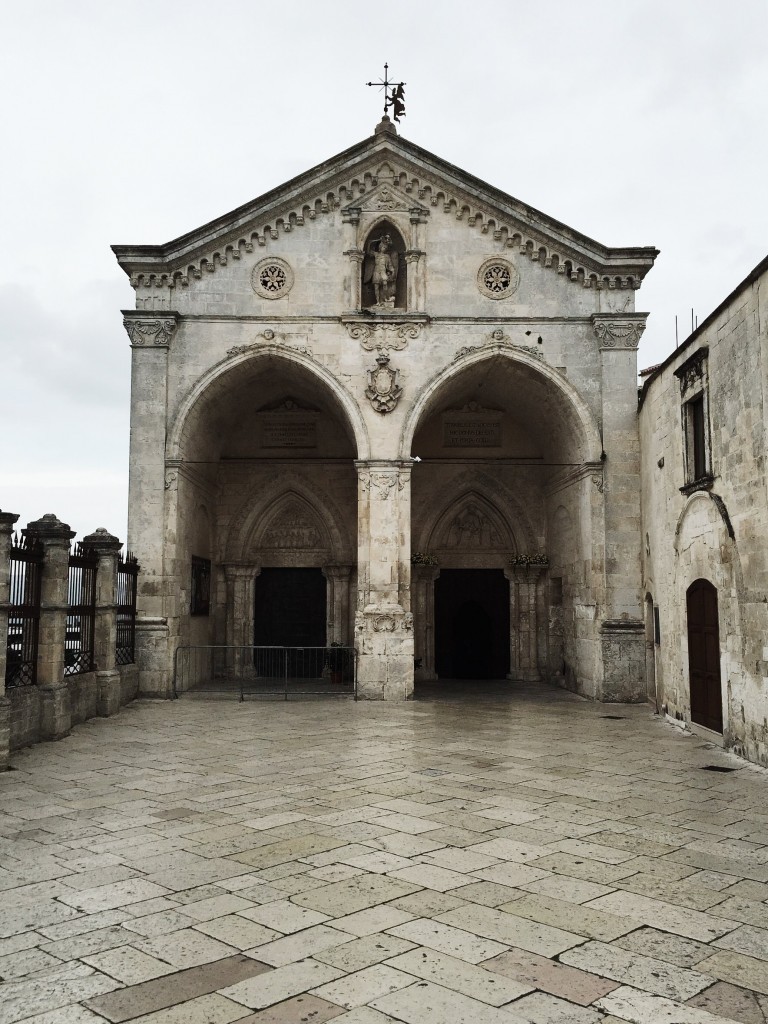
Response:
365,354,403,414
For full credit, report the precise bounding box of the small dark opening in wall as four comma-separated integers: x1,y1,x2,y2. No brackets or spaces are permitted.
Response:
550,577,563,606
700,765,738,772
600,715,626,720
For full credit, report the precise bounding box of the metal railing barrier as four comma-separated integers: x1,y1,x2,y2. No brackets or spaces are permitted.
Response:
173,645,357,701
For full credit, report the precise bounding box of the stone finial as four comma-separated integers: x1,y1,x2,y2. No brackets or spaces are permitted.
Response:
24,513,75,539
0,510,20,529
83,528,122,552
374,115,397,136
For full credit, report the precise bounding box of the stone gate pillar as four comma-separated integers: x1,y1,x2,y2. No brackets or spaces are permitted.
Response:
0,511,20,767
83,528,122,717
355,460,414,699
25,515,75,740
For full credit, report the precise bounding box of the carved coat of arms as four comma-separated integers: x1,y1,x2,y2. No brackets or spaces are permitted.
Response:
365,354,402,414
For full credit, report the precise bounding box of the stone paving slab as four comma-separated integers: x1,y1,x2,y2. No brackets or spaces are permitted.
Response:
1,690,768,1020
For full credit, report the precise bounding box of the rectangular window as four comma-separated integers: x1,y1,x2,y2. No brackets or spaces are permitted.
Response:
191,556,211,616
689,394,707,480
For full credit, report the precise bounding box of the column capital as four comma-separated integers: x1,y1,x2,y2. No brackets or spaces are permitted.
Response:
222,562,261,582
322,564,352,580
591,313,647,350
122,310,179,348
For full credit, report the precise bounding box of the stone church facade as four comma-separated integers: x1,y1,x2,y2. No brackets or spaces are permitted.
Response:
114,117,658,704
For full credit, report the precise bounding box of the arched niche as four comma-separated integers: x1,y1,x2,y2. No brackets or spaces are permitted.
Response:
361,219,407,311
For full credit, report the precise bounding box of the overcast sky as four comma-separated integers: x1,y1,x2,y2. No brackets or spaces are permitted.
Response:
2,0,767,543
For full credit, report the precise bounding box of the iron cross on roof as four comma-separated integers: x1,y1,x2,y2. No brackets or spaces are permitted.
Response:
366,63,406,123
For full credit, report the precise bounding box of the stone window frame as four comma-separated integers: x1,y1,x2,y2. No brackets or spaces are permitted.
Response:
251,257,294,300
477,257,520,300
674,347,714,495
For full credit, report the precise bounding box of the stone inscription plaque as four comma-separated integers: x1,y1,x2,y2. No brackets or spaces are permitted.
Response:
443,415,502,448
261,415,317,448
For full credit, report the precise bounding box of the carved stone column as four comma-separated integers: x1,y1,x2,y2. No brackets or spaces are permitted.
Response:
223,564,260,681
355,461,414,699
504,565,546,681
83,528,122,717
25,515,75,740
0,511,20,766
412,564,440,681
322,565,352,645
404,250,425,313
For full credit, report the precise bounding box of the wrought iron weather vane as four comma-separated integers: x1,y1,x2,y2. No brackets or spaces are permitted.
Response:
366,63,406,123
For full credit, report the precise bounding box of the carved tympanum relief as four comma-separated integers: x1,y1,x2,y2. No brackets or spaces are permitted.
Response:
261,501,323,548
446,503,502,548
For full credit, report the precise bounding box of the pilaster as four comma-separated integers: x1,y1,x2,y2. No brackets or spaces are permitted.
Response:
223,564,261,679
505,565,547,681
593,313,647,701
25,514,75,740
355,461,414,699
322,565,352,645
123,311,177,696
412,564,439,681
0,511,20,767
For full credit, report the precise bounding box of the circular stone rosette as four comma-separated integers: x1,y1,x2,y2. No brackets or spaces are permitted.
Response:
251,257,294,299
477,257,519,300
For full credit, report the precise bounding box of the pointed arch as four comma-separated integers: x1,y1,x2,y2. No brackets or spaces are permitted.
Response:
400,344,603,466
427,490,517,554
167,344,370,462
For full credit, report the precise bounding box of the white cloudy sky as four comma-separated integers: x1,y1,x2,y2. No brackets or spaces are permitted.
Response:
1,0,766,542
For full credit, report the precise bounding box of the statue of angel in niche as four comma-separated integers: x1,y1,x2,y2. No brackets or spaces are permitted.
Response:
363,233,400,309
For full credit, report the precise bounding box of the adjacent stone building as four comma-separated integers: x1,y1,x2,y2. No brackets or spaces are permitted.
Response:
114,117,659,704
640,255,768,766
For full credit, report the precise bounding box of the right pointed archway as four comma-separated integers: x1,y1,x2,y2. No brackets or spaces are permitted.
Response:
405,346,607,694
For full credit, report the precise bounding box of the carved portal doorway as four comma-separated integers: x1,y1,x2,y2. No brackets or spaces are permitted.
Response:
686,578,723,733
254,569,327,677
435,570,510,679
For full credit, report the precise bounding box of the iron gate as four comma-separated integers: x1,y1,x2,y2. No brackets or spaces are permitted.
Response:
5,533,44,688
173,645,357,700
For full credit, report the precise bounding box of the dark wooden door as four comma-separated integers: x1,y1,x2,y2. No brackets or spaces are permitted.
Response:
435,569,509,679
686,579,723,733
254,569,326,676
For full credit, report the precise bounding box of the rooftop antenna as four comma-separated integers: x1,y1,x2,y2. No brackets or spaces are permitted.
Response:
366,63,406,123
675,315,678,348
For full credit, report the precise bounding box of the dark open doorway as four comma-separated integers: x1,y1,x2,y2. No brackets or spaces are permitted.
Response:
254,568,326,676
686,578,723,733
435,569,509,679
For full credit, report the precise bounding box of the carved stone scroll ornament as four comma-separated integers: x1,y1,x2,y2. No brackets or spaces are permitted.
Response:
227,329,313,358
593,320,645,349
123,317,177,347
369,472,403,500
344,321,421,351
365,354,403,413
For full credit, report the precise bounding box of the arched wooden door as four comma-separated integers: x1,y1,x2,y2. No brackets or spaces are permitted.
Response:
686,579,723,733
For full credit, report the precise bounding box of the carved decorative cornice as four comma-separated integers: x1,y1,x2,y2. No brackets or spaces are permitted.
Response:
117,154,656,294
122,313,179,348
592,316,646,349
673,346,709,394
344,318,424,351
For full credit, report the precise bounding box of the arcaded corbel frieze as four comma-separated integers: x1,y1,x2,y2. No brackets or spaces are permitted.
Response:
592,314,647,350
122,311,179,348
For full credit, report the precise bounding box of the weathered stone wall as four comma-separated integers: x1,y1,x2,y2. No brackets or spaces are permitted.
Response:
640,259,768,765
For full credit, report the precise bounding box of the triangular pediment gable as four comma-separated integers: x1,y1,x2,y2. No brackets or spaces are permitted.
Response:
113,126,658,292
